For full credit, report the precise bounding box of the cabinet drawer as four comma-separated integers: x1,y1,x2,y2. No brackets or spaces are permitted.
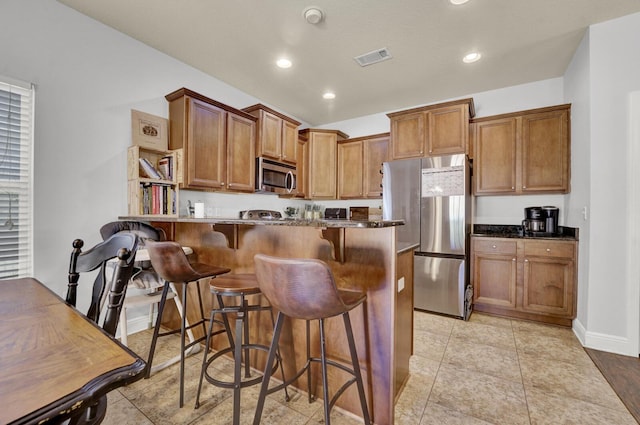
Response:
473,238,517,255
524,240,575,258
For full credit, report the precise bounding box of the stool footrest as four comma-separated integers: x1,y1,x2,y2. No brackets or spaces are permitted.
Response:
202,344,277,389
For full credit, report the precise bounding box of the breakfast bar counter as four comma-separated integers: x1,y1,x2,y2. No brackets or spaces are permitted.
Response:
123,216,413,425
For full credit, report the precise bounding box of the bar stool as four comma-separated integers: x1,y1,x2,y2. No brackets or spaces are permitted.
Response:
252,254,371,425
194,273,289,425
144,240,231,407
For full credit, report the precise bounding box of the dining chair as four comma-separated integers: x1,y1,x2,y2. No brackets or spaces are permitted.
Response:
65,232,139,424
99,221,198,374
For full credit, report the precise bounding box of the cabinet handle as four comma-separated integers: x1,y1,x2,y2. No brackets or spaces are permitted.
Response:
523,186,527,189
512,258,516,262
546,248,551,252
524,259,529,263
492,245,497,249
511,186,515,190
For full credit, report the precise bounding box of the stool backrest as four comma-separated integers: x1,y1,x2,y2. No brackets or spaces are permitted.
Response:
253,254,347,320
144,240,195,283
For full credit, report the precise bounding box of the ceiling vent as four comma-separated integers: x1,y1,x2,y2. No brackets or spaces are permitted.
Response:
354,48,392,67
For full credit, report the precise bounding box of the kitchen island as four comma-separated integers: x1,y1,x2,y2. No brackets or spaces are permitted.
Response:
122,216,412,424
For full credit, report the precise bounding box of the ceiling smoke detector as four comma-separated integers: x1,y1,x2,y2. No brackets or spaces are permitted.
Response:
354,48,392,67
303,7,324,24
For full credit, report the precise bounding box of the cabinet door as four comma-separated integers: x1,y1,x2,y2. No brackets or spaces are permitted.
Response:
363,135,389,198
522,240,575,317
473,118,518,195
308,132,337,199
428,104,468,156
226,113,256,192
522,256,574,317
338,141,363,199
390,111,426,159
281,120,298,165
186,98,226,189
521,109,570,193
472,239,517,308
258,110,282,160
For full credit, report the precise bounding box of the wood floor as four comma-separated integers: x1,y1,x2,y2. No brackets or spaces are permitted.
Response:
586,348,640,423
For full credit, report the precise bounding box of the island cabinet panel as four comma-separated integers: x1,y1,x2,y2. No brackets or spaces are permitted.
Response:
472,104,570,196
243,103,301,165
471,236,577,326
152,221,408,424
166,88,257,193
387,98,474,160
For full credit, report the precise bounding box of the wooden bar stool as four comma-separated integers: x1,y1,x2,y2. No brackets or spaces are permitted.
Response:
252,254,371,425
194,273,289,425
144,240,231,408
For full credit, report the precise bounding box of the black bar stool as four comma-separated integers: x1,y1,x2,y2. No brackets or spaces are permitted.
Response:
252,254,371,425
194,273,289,425
144,240,231,407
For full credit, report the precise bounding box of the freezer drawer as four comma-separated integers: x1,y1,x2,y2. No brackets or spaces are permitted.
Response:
414,254,467,318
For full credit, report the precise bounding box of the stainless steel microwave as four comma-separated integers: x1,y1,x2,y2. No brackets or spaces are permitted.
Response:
255,157,297,194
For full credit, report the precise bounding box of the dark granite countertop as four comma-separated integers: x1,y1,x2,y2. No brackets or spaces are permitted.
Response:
472,224,579,241
119,216,404,229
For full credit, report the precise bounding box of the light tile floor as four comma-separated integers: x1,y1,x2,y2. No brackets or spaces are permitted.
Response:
103,312,638,424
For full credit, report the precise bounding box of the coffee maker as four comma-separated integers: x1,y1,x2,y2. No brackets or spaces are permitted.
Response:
522,206,559,235
542,206,559,234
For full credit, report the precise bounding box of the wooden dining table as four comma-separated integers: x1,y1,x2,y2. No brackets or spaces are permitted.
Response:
0,277,146,425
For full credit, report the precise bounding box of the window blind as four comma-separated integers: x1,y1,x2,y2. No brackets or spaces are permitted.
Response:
0,78,34,278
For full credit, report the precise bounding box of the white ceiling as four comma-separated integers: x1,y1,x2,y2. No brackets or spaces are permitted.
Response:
58,0,640,126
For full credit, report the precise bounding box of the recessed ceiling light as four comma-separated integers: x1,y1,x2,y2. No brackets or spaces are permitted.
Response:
450,0,470,4
323,92,336,100
463,52,481,63
276,58,292,69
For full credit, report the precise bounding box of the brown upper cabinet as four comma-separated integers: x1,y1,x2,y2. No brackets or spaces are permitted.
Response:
242,104,301,165
337,133,389,199
166,88,257,193
298,129,348,200
472,104,571,195
387,98,475,160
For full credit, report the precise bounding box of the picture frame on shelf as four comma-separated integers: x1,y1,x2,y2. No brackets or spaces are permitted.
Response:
131,109,168,150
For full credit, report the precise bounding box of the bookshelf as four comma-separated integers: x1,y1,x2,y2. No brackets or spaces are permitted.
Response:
127,145,182,217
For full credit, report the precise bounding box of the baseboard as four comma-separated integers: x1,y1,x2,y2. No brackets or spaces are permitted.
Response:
115,314,157,339
584,330,636,357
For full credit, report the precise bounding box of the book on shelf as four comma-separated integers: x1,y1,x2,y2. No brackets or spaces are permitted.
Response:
140,182,175,215
139,157,162,179
158,155,172,180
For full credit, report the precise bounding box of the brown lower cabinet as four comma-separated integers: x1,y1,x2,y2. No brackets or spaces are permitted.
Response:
471,236,577,326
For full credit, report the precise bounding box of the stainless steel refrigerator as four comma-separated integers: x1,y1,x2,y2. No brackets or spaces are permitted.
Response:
383,154,472,319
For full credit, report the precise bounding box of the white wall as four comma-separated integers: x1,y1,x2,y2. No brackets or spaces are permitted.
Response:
0,0,268,312
579,12,640,355
563,30,592,330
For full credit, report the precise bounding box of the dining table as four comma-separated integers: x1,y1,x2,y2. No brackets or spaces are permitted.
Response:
0,277,146,425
